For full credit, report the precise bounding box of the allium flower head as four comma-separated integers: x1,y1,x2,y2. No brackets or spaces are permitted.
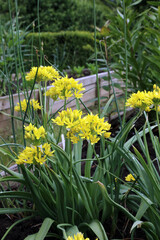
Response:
15,143,54,165
53,109,111,144
52,108,82,129
15,99,41,112
46,76,85,100
79,114,111,144
126,91,153,112
52,108,83,144
149,85,160,108
26,66,60,82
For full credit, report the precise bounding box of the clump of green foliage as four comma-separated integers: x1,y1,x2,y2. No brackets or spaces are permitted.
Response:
26,31,105,69
0,0,108,32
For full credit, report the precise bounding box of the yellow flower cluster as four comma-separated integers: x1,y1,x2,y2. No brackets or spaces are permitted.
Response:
67,232,98,240
24,123,46,141
53,109,111,144
126,85,160,112
151,84,160,110
125,174,136,182
26,66,60,82
46,76,85,100
79,114,111,145
53,109,82,143
15,99,41,112
126,91,153,112
15,143,54,165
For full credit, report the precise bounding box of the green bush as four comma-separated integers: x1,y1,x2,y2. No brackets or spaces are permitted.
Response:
95,1,160,92
26,31,104,69
0,0,108,32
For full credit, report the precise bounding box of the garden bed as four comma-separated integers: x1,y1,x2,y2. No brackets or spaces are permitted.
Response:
0,72,123,132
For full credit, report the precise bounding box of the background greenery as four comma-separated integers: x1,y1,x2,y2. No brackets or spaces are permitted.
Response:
0,0,111,32
26,31,105,69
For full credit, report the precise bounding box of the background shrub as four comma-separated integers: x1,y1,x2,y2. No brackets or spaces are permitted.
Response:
0,0,109,32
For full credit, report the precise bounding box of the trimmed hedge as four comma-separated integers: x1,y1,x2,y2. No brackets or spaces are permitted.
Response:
26,31,104,69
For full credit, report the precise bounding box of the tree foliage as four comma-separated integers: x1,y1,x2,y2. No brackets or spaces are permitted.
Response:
0,0,108,32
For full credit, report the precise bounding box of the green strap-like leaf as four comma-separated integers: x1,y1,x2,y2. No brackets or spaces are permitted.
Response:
57,223,79,240
82,220,108,240
0,208,35,214
24,218,54,240
0,191,32,200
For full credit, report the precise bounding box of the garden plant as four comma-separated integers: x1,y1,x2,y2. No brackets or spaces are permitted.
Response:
1,0,160,240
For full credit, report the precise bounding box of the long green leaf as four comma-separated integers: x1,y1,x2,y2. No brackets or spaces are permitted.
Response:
101,95,114,118
24,218,54,240
0,208,35,214
73,168,95,219
82,220,108,240
97,181,137,222
57,223,78,239
0,191,32,200
35,218,54,240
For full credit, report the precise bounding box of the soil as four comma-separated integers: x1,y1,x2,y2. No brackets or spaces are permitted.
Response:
0,109,157,240
0,214,45,240
65,68,94,79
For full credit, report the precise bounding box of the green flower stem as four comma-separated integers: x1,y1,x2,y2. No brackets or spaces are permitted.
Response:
99,43,122,128
56,98,67,144
69,140,75,225
76,98,80,110
122,0,128,127
37,0,42,65
92,144,102,172
85,143,93,178
44,80,48,130
44,81,47,114
31,22,35,67
93,0,100,117
38,82,43,120
64,97,67,110
156,107,160,138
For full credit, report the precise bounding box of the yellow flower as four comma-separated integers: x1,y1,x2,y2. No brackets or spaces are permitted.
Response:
15,99,41,112
53,108,83,143
45,86,59,101
15,143,54,165
24,123,46,141
125,174,136,182
33,126,46,140
126,91,153,112
15,146,36,165
126,86,160,112
150,89,160,109
43,143,54,156
53,110,111,144
26,66,60,82
79,114,111,145
53,109,82,129
15,99,27,112
46,76,85,100
67,232,98,240
153,84,160,91
30,99,41,110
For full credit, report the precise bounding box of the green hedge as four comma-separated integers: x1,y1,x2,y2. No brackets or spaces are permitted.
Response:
26,31,104,69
